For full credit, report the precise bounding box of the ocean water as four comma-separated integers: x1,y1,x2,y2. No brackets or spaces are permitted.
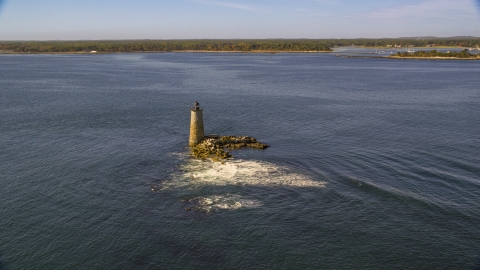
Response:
1,52,479,269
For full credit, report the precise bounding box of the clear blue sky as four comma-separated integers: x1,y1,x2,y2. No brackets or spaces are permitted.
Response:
0,0,479,40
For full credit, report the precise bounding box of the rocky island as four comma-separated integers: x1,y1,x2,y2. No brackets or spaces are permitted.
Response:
192,136,269,161
189,102,268,162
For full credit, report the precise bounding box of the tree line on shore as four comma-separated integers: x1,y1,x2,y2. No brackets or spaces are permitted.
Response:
0,40,332,53
394,49,479,58
328,38,480,48
0,38,479,53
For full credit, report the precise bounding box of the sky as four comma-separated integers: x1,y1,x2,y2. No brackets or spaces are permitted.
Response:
0,0,479,40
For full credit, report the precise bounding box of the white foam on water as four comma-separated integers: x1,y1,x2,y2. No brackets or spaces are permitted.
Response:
167,159,326,189
186,194,262,212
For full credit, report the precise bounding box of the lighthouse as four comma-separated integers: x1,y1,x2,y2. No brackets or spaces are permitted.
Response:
189,101,205,146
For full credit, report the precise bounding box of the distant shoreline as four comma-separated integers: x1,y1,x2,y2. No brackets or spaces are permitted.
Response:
388,56,480,60
363,45,474,49
0,50,332,55
2,49,479,60
2,38,479,55
340,55,480,60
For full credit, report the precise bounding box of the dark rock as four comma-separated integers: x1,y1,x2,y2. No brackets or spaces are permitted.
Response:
191,135,268,161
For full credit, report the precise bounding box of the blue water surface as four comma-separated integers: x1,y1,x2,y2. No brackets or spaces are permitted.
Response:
0,52,479,269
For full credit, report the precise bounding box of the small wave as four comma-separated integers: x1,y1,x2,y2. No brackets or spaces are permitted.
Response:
183,194,262,213
166,159,326,189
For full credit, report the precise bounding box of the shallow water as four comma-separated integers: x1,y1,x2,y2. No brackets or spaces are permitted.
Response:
1,52,479,269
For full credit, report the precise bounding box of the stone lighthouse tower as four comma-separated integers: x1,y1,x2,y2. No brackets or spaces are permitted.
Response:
189,101,205,146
